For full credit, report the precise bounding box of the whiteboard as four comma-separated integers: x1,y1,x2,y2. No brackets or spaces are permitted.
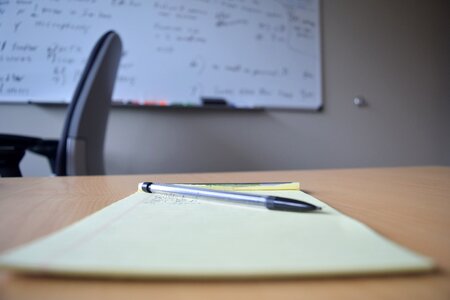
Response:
0,0,322,110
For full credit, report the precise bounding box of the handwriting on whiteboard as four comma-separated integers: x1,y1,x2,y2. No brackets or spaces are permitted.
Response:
0,0,321,109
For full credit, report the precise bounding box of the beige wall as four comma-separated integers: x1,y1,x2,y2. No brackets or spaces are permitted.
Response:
1,0,449,176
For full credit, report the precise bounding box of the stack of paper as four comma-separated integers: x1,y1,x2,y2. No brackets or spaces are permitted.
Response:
0,186,434,278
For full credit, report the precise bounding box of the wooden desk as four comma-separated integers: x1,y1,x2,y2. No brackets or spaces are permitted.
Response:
0,167,449,299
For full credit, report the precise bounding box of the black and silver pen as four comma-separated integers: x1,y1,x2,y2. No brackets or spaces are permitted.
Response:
138,182,321,213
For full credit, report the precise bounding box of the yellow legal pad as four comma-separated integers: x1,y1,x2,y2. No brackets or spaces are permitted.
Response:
0,186,434,279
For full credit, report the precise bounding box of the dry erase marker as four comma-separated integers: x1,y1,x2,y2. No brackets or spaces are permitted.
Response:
138,182,320,213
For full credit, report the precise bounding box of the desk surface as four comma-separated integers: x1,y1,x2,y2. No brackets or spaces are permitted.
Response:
0,166,449,300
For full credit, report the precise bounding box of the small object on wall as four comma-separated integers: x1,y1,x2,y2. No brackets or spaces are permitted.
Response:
353,96,368,107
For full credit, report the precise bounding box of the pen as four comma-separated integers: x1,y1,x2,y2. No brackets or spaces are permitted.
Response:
138,182,321,213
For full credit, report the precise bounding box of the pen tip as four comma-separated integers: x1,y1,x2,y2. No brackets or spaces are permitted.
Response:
266,196,320,212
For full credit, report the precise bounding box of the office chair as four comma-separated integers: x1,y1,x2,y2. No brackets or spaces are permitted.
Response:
0,31,122,177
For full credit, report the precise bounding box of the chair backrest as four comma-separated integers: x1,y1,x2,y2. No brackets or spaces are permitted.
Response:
55,31,122,176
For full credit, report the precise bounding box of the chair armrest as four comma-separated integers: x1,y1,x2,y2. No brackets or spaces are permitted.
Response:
0,134,42,148
0,134,42,177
